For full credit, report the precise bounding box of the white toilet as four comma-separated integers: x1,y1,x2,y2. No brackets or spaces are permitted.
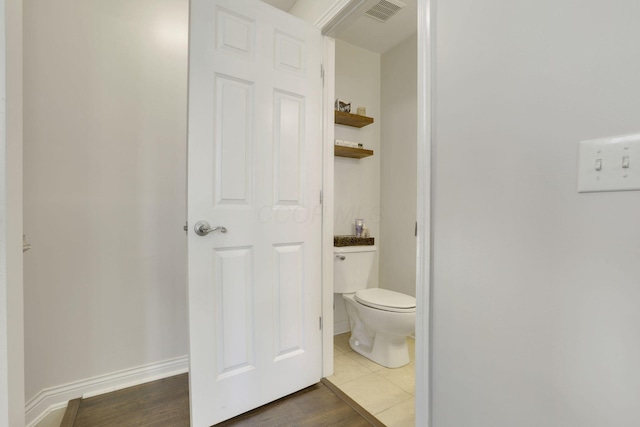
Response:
334,245,416,368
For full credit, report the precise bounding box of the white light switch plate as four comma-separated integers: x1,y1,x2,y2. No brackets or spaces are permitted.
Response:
578,133,640,193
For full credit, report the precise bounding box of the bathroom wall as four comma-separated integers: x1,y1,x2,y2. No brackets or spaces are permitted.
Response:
432,0,640,425
380,35,417,298
334,40,381,332
23,0,188,408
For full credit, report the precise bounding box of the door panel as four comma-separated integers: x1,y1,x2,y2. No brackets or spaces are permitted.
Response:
273,91,305,206
213,246,254,379
187,0,323,425
273,243,305,359
214,75,254,206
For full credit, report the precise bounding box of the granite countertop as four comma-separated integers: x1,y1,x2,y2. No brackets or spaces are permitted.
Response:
334,235,375,247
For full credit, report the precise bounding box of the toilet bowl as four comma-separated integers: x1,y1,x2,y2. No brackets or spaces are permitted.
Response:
334,246,416,368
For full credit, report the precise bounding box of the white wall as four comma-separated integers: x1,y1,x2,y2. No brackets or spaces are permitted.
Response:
334,40,380,331
23,0,188,405
432,0,640,426
380,35,417,298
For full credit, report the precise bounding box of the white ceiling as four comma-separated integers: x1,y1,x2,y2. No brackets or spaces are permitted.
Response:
335,0,417,54
262,0,417,54
262,0,297,12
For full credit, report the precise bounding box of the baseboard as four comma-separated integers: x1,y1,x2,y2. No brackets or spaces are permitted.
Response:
25,355,189,427
334,321,350,335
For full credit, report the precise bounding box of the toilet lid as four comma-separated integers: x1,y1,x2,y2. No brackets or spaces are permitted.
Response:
355,288,416,313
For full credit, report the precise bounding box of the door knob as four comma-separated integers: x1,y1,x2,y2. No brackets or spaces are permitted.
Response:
194,220,227,236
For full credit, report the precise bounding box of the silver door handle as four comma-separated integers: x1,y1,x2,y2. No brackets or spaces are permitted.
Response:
194,220,227,236
336,255,345,260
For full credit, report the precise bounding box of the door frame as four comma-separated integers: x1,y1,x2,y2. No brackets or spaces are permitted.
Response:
321,35,336,378
317,0,432,425
0,0,25,424
415,0,432,425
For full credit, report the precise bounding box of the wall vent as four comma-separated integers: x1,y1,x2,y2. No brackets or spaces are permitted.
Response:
364,0,406,23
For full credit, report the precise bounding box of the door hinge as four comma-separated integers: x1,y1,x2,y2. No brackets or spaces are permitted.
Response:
319,316,323,330
184,222,188,234
415,221,417,237
321,64,325,87
320,190,323,205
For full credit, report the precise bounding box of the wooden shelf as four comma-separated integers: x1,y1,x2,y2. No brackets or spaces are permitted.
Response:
334,110,374,128
334,145,374,159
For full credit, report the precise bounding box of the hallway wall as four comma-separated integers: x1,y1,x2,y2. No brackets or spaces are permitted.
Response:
432,0,640,425
23,0,189,409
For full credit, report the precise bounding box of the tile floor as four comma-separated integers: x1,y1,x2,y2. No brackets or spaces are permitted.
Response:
327,333,415,427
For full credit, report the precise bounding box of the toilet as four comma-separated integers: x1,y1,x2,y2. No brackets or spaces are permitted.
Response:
334,245,416,368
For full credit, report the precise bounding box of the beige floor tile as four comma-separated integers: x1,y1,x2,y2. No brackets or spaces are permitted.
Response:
344,349,385,372
374,397,415,427
375,362,415,395
334,332,352,354
332,334,417,424
326,353,373,386
338,372,411,415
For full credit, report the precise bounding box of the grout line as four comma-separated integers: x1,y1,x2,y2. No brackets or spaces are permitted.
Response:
372,395,416,425
332,370,377,388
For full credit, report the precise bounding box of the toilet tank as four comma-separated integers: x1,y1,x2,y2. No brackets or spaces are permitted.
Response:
333,246,377,293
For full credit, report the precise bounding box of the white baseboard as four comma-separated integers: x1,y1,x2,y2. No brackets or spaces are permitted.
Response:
334,321,350,335
25,355,189,427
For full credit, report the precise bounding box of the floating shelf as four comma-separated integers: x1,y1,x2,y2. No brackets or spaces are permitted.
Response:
334,145,374,159
334,235,375,247
334,110,374,128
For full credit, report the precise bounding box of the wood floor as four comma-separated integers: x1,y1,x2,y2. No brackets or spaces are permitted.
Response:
61,374,383,427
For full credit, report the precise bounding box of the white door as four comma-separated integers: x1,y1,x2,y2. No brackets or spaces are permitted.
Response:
187,0,323,425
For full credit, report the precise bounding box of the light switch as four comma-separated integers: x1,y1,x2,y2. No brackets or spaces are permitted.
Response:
578,133,640,193
622,156,630,168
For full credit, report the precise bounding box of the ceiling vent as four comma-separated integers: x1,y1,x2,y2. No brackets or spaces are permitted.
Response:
364,0,406,23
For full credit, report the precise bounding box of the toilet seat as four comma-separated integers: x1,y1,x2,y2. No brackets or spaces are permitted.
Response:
355,288,416,313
